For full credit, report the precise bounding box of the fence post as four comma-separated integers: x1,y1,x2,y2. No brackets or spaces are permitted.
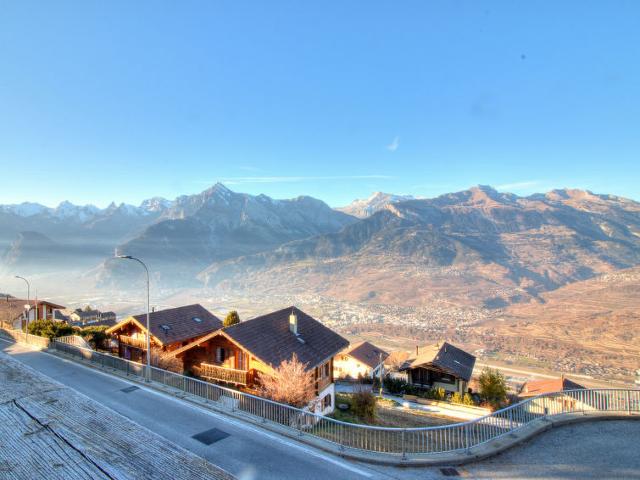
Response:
401,429,407,460
627,390,631,416
465,424,471,453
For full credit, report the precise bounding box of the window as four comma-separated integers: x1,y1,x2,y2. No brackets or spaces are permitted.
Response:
216,347,227,363
322,394,332,410
192,316,202,323
324,362,330,378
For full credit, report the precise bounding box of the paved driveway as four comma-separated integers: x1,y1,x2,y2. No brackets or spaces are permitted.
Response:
462,419,640,479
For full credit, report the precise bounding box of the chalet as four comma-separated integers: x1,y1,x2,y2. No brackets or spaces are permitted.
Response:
400,342,476,395
105,304,222,363
519,376,586,398
334,341,389,380
0,296,66,329
170,306,349,415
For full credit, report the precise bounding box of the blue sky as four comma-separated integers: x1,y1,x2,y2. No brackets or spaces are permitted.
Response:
0,1,638,207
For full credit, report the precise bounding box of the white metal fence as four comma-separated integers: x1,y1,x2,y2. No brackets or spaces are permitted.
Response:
48,339,640,458
2,327,637,458
55,334,93,349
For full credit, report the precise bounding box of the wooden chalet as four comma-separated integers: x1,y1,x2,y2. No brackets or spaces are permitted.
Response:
105,304,222,363
400,342,476,395
170,306,349,414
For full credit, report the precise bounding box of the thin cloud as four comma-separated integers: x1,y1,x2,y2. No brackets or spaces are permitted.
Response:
215,175,395,185
387,136,400,152
496,181,541,191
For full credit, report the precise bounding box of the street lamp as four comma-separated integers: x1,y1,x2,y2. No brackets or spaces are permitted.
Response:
114,254,151,382
15,275,30,338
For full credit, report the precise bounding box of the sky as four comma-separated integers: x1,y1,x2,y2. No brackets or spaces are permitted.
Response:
0,1,639,208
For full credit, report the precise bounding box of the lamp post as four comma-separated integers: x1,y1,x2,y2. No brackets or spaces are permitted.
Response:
114,254,151,382
15,276,30,339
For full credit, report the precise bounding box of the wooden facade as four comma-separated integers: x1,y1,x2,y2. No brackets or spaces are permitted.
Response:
407,365,468,394
177,332,334,394
110,320,202,366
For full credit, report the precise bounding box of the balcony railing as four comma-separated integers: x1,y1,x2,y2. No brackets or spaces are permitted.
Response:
197,362,249,386
118,334,147,350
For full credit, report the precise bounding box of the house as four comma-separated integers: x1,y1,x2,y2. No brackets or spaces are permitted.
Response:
400,342,476,395
0,296,66,329
105,304,222,363
519,376,586,398
170,306,349,415
70,308,101,324
69,308,117,327
334,341,389,380
519,376,588,413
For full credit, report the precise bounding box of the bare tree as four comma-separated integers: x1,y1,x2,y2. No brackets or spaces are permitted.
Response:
258,353,316,408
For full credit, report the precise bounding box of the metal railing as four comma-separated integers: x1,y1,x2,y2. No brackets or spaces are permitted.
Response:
4,329,638,459
196,362,249,385
55,334,93,349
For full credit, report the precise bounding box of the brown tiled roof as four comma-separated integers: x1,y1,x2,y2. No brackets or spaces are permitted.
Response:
107,304,222,346
401,342,476,381
519,377,586,397
13,299,66,309
223,306,349,371
344,341,389,369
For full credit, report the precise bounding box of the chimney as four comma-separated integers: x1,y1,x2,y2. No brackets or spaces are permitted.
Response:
289,310,298,335
152,306,156,313
416,345,419,356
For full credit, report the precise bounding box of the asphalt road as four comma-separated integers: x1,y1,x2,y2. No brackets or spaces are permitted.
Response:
463,419,640,479
0,340,442,480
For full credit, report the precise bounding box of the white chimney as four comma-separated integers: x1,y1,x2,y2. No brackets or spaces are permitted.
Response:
289,311,298,335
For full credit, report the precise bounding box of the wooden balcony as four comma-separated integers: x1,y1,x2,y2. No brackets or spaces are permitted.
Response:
118,334,147,350
197,362,249,386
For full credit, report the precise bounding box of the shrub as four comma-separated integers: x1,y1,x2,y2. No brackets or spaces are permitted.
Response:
383,376,407,395
223,311,240,327
478,367,508,410
451,392,463,404
402,384,420,396
463,392,475,406
27,319,74,339
352,386,377,421
77,325,110,349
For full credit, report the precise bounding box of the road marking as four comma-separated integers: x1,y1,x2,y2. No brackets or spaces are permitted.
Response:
1,339,375,478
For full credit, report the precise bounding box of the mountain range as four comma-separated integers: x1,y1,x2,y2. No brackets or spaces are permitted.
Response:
200,186,640,308
2,184,640,312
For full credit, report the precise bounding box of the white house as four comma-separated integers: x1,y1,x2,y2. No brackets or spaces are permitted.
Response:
334,341,388,380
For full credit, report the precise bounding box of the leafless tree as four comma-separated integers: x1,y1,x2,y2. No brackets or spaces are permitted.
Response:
258,353,316,408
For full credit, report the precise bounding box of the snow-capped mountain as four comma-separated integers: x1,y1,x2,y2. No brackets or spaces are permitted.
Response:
336,192,416,218
101,183,357,286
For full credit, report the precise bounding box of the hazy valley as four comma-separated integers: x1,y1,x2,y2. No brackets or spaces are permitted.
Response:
2,184,639,383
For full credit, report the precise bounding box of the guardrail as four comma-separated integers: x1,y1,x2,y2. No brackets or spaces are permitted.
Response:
55,335,93,349
4,329,639,459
